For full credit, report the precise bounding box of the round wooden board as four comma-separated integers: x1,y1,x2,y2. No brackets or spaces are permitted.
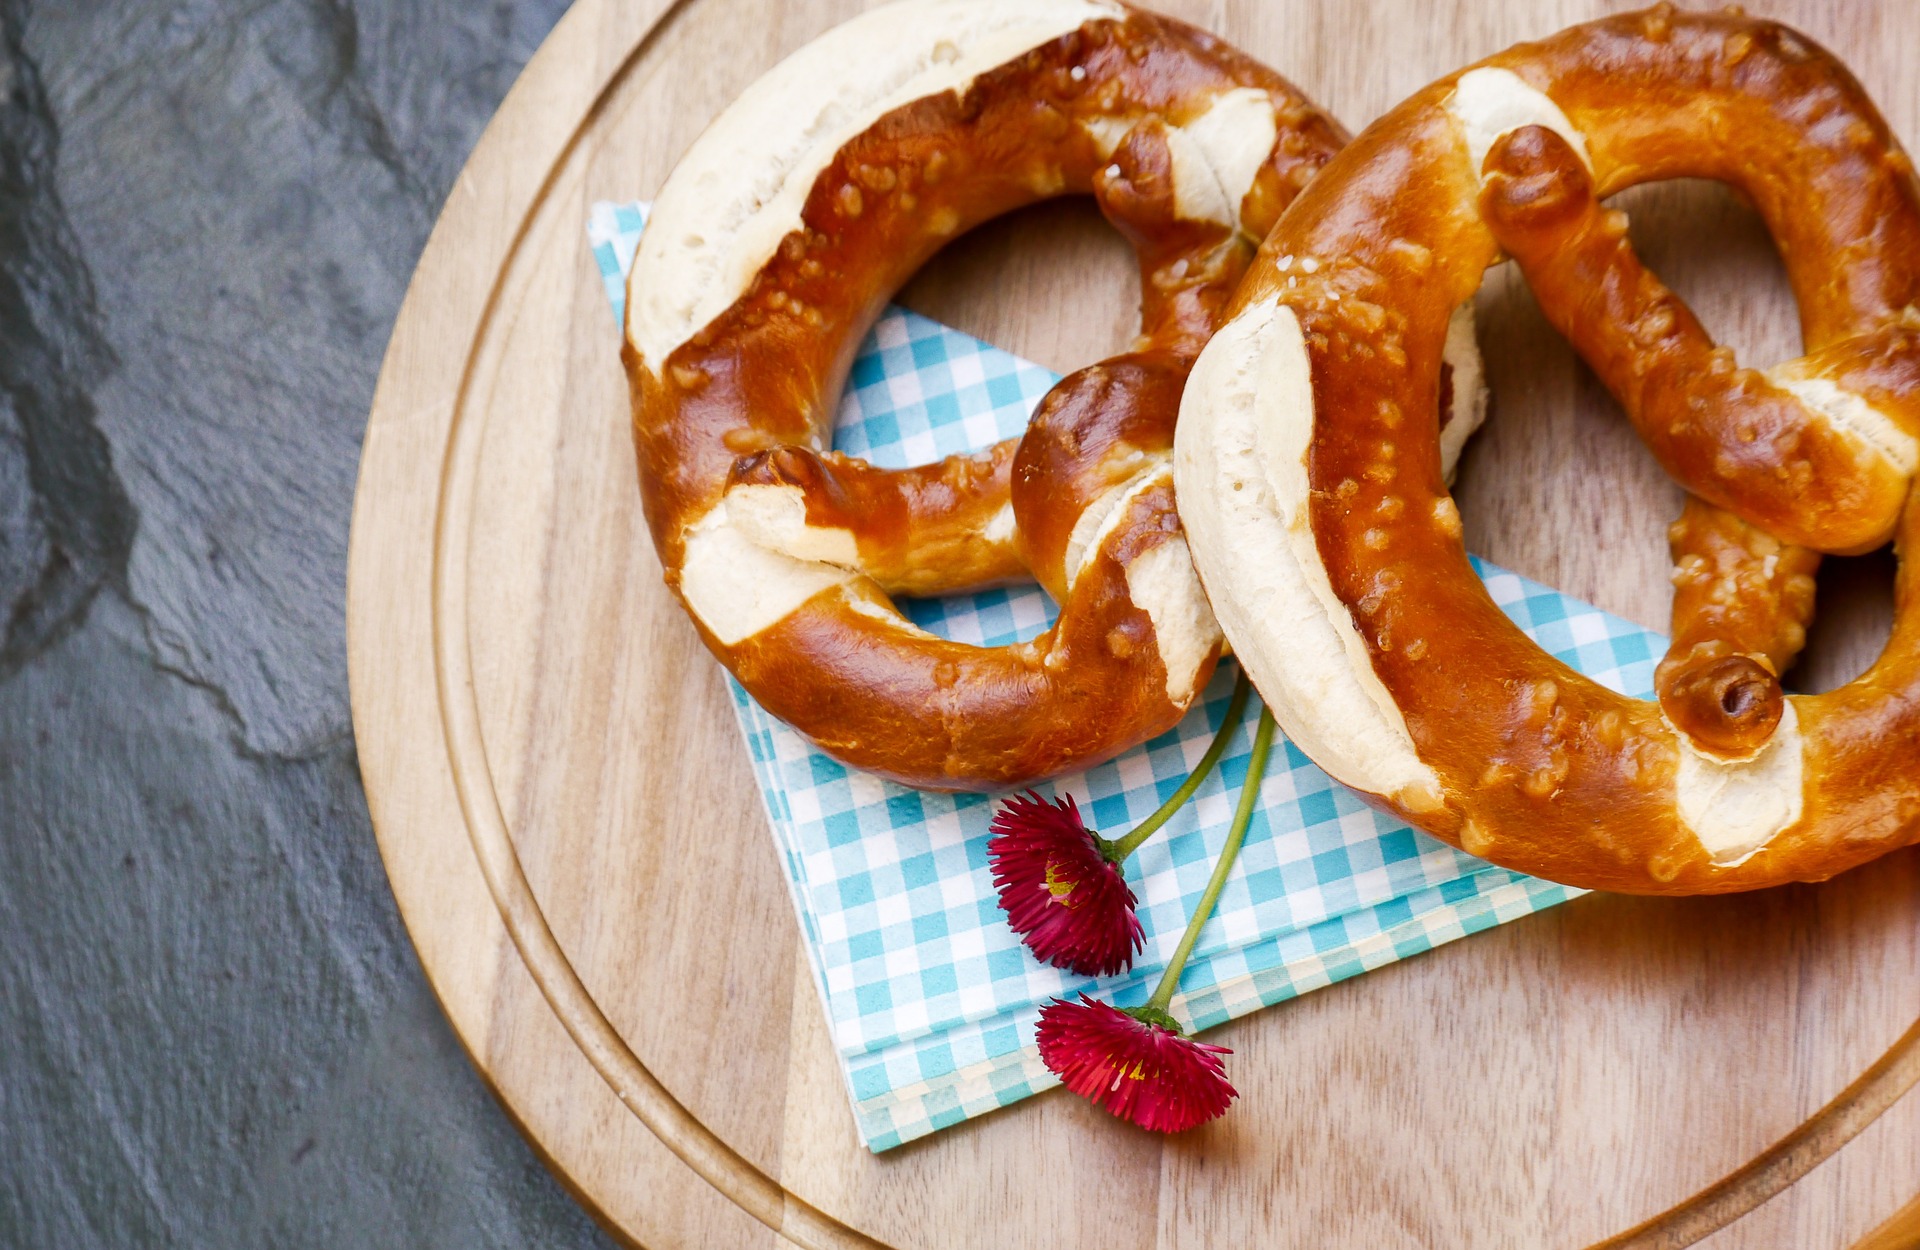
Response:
346,1,1920,1246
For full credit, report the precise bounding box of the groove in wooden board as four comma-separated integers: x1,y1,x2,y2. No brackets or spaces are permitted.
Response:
422,5,883,1246
1595,1014,1920,1248
345,0,1920,1245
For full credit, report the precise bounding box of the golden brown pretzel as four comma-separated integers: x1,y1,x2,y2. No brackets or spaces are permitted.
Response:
625,0,1375,789
1174,6,1920,893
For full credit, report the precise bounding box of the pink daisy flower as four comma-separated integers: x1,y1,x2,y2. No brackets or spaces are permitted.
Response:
1036,994,1237,1133
987,791,1143,978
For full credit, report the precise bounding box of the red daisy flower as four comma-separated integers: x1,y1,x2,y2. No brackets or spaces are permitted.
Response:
1035,994,1237,1133
987,791,1144,977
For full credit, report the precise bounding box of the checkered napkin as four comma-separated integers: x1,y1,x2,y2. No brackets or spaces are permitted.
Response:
592,202,1657,1151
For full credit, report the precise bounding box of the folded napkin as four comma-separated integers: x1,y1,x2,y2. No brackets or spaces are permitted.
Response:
592,202,1654,1150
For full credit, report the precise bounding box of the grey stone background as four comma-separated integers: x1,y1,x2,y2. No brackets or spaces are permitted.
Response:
0,1,621,1244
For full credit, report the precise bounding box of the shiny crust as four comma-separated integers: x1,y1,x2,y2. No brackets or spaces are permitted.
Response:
1657,497,1822,758
1182,6,1920,892
626,2,1346,789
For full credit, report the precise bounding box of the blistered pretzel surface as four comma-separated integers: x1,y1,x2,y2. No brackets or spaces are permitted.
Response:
1175,6,1920,893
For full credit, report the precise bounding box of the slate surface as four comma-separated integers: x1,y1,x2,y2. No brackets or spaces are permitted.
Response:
0,2,618,1244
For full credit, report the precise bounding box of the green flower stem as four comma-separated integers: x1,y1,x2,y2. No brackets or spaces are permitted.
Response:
1144,704,1277,1018
1102,669,1251,865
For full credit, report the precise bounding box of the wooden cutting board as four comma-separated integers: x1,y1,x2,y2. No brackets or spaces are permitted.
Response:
344,1,1920,1246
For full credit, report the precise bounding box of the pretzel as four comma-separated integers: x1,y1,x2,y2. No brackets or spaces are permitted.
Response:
1174,6,1920,893
625,1,1476,789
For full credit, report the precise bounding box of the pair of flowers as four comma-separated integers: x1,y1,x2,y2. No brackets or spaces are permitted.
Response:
985,672,1275,1135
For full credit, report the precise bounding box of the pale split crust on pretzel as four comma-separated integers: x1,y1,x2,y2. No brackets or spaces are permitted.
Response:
628,0,1428,789
628,0,1123,367
1176,298,1482,807
1176,7,1920,893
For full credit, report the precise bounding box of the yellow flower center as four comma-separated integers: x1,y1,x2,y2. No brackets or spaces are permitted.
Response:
1043,858,1078,904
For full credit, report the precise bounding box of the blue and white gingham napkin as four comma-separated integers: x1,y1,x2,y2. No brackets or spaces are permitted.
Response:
592,203,1655,1150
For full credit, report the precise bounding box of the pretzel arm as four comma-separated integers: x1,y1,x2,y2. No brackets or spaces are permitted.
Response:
1658,496,1822,757
1479,123,1910,555
725,479,1216,788
727,439,1024,598
1011,353,1185,600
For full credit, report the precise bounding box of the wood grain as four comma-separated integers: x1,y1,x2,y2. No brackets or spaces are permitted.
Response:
345,1,1920,1246
1855,1192,1920,1250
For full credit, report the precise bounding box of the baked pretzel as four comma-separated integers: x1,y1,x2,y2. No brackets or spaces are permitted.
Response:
626,1,1461,789
1174,6,1920,893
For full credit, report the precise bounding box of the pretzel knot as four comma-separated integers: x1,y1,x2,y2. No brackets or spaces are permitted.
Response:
626,1,1473,790
1175,7,1920,892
